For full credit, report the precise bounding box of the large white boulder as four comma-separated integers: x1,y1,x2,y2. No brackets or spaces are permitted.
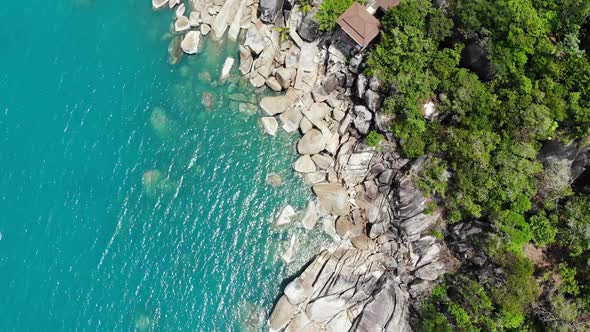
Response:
238,46,253,75
260,95,295,116
220,57,235,81
278,107,302,133
275,205,296,226
180,31,201,54
313,183,350,216
211,0,240,40
293,155,316,173
301,200,319,230
260,117,278,136
152,0,168,10
297,129,326,155
174,16,191,33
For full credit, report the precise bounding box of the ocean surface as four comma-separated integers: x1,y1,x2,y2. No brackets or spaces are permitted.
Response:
0,1,328,330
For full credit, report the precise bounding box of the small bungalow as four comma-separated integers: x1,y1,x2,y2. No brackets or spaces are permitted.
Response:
336,0,400,51
367,0,400,16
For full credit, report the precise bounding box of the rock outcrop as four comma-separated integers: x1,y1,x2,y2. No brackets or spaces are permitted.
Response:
259,0,284,23
181,30,201,54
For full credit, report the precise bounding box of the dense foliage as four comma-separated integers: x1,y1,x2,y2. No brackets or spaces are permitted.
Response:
366,0,590,329
314,0,359,31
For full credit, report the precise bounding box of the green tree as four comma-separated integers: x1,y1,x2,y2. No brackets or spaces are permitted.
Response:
314,0,356,31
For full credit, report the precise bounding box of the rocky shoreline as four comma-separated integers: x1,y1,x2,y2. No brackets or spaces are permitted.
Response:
153,0,453,330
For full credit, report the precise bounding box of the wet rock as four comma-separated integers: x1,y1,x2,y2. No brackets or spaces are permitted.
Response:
301,201,319,229
260,95,295,115
313,183,350,216
278,107,303,133
275,205,296,226
174,16,190,32
152,0,168,9
201,92,214,108
220,57,235,81
168,36,183,64
266,173,283,187
180,31,201,54
282,235,298,263
297,129,326,155
175,3,186,17
260,117,278,136
200,23,211,35
293,155,316,173
238,46,253,75
169,0,180,8
353,105,372,135
198,71,212,82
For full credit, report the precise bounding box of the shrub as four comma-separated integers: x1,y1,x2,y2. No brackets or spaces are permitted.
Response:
558,264,580,296
529,211,557,246
366,130,384,147
314,0,357,31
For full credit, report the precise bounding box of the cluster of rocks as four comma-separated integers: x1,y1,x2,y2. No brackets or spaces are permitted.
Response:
155,0,260,62
153,0,455,330
269,141,456,331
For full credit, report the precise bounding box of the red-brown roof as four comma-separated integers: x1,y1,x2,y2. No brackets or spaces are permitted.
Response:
336,2,381,48
376,0,400,10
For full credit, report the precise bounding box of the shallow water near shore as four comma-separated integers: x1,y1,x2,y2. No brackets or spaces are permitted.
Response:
0,1,322,330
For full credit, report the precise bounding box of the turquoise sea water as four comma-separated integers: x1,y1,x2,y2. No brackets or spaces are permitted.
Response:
0,1,323,330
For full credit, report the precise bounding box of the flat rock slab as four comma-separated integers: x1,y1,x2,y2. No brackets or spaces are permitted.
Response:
181,31,201,54
260,95,295,116
313,183,350,216
220,57,235,81
152,0,168,9
275,205,296,226
260,117,278,136
174,16,190,32
293,155,316,173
